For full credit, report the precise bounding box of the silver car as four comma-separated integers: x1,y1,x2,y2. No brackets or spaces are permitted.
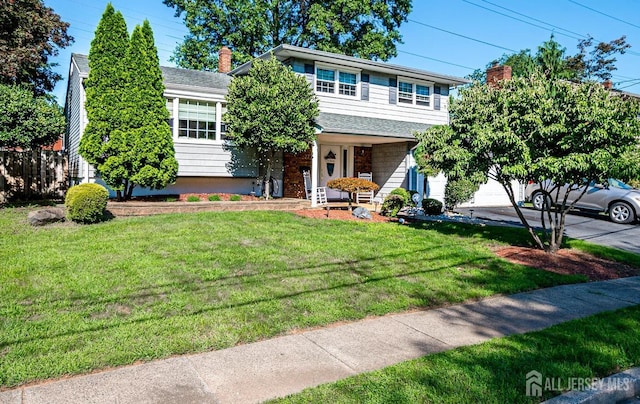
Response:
525,179,640,224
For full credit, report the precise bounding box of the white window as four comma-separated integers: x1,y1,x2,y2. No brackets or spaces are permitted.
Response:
315,66,358,97
416,85,430,106
339,72,357,96
178,100,216,140
397,80,432,107
398,81,413,103
316,68,335,93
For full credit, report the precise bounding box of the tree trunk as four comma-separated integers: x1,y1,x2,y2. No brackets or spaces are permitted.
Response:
501,180,546,250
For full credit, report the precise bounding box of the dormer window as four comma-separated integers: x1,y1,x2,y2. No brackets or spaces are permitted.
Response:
315,66,358,97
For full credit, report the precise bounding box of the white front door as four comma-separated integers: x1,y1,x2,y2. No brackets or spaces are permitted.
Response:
320,144,345,199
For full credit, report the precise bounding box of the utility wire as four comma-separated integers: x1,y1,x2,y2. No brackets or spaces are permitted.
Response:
568,0,640,30
398,50,476,71
408,19,517,53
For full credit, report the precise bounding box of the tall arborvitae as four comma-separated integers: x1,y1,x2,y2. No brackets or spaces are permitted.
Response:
79,3,129,197
80,6,177,200
123,21,178,198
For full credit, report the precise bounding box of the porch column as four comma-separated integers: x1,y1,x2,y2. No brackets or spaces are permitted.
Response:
311,140,319,207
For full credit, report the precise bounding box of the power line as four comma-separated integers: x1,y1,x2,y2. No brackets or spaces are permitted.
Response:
462,0,583,41
407,19,517,53
479,0,586,39
398,50,476,71
463,0,640,57
568,0,640,30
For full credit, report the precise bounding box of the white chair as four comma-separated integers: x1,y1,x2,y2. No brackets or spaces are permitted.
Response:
302,170,327,205
356,172,375,204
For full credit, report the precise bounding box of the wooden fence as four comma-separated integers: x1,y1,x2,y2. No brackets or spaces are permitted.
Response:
0,150,67,203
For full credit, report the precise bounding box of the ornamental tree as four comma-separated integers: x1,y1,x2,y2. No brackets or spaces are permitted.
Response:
415,72,640,253
326,177,379,211
224,56,319,199
0,84,65,149
164,0,411,70
0,0,73,96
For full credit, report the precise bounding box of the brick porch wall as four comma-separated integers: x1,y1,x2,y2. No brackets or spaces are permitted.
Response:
353,146,372,176
283,149,312,198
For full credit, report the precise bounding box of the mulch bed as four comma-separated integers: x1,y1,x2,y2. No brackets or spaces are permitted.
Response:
127,193,261,202
494,246,640,281
294,209,639,281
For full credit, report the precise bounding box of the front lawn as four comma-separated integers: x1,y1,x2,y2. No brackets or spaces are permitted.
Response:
0,209,611,387
273,305,640,403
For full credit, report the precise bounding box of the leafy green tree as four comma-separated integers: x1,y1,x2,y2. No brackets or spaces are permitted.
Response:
0,0,73,96
416,72,640,253
80,5,178,200
164,0,411,70
224,57,319,198
468,35,629,84
0,84,65,149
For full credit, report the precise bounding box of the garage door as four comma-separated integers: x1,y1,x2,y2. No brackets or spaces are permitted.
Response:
459,178,523,207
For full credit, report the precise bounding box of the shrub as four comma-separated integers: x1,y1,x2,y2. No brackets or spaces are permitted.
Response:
64,183,109,224
444,179,478,210
230,194,242,201
187,195,200,202
389,188,410,205
208,194,221,201
630,179,640,189
380,194,405,217
422,198,443,215
165,196,177,202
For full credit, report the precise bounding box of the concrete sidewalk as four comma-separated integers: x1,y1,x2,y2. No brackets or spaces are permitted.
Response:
3,277,640,404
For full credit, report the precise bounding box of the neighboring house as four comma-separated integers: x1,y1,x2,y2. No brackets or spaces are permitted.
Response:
65,45,478,204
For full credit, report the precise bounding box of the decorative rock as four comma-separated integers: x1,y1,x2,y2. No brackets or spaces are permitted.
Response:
28,207,65,226
352,206,372,219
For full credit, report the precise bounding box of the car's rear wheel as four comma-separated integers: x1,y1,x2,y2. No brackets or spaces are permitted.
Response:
532,192,550,210
609,201,635,224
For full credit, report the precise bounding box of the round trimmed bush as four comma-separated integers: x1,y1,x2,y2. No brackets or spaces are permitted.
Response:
422,198,443,215
65,183,109,223
381,194,405,217
389,188,410,205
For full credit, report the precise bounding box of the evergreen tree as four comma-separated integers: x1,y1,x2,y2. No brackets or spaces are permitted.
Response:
123,21,178,198
80,6,178,200
79,4,129,179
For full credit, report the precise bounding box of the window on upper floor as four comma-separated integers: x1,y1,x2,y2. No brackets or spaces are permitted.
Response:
397,81,432,107
316,67,358,97
178,99,216,140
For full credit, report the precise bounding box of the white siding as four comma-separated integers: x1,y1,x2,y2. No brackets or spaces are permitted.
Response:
372,143,411,196
174,142,258,177
65,62,85,183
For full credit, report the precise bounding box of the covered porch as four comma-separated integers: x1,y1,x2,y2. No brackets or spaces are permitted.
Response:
282,113,431,206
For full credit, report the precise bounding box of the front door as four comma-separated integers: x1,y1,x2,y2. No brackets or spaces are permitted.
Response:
320,144,344,199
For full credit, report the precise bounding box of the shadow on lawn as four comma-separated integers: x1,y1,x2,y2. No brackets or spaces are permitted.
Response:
1,241,579,349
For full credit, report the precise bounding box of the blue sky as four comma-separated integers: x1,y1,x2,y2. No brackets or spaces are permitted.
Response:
47,0,640,103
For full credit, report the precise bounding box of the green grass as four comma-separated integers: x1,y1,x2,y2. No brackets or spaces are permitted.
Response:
273,305,640,403
0,209,634,388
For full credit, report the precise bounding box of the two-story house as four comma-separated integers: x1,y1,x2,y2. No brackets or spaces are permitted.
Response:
65,44,475,205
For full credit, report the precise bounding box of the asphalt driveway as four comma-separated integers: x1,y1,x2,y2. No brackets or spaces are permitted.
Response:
455,206,640,254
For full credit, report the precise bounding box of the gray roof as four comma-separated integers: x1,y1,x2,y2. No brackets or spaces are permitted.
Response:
231,44,470,86
316,112,430,139
71,53,231,92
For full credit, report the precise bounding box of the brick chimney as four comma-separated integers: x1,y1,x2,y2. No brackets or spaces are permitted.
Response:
218,46,232,73
486,63,512,87
603,80,613,90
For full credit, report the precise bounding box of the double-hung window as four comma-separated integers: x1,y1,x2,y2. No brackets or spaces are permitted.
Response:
315,66,358,97
416,85,430,106
316,68,335,93
338,72,357,96
178,100,216,140
398,81,413,103
397,80,432,107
